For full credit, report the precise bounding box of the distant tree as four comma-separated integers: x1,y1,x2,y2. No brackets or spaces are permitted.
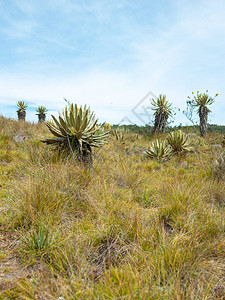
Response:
187,91,218,137
183,100,197,126
16,101,28,121
151,94,173,134
36,106,48,123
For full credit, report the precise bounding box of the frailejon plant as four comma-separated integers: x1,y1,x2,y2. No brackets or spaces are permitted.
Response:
16,101,28,121
151,94,173,134
111,129,125,141
187,91,218,137
146,140,172,162
36,106,48,123
42,103,109,164
167,130,193,153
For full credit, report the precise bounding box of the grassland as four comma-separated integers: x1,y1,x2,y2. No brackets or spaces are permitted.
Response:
0,115,224,299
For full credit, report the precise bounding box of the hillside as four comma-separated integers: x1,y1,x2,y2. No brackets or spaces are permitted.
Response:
0,115,224,299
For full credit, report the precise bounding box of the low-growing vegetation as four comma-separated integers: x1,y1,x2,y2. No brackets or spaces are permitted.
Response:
0,113,224,299
146,140,172,162
42,104,109,164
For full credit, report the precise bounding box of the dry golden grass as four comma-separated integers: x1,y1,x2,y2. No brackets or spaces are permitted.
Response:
0,115,224,299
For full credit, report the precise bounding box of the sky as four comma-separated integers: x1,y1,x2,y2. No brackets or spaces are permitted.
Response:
0,0,225,125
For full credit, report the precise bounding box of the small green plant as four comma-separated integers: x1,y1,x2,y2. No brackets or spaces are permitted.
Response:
22,223,57,254
212,151,225,182
36,106,48,123
42,103,109,163
16,101,28,121
167,130,193,153
146,140,172,162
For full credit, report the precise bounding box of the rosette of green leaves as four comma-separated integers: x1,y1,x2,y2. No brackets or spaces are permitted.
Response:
187,90,218,114
42,104,109,157
146,140,172,162
16,101,28,112
167,130,193,152
36,106,48,115
151,95,173,116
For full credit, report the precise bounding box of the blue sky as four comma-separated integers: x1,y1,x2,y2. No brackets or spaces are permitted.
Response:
0,0,225,125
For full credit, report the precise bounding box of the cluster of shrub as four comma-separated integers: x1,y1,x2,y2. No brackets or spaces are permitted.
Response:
112,124,225,136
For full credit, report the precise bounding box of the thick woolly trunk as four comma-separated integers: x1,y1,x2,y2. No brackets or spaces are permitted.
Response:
199,106,208,137
17,111,26,121
81,143,93,165
153,111,168,134
38,113,46,123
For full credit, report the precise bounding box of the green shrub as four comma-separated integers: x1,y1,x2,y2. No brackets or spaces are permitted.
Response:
146,140,172,162
42,104,109,163
167,130,193,153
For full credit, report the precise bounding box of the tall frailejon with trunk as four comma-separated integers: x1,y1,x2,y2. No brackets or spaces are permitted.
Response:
151,94,173,134
36,106,48,123
187,91,218,137
16,101,28,121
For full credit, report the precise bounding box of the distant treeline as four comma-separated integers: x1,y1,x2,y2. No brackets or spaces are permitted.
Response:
111,124,225,135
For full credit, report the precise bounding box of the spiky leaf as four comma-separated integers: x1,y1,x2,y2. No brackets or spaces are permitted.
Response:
146,140,172,162
167,130,193,152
